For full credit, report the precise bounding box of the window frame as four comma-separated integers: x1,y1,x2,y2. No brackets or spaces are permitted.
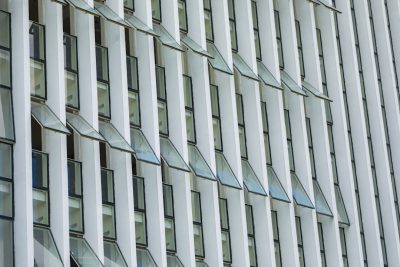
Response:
210,84,223,151
295,20,305,79
67,158,85,234
0,142,14,221
284,109,295,172
178,0,188,33
227,0,238,52
203,0,215,42
246,204,258,267
29,21,47,100
152,0,162,22
32,149,50,227
219,198,232,264
261,101,272,166
318,222,327,267
191,190,205,259
133,175,148,248
295,216,305,267
251,0,261,61
163,183,177,253
236,94,248,159
96,44,112,119
274,10,284,69
127,55,141,127
101,167,117,241
272,211,282,267
156,65,170,136
64,33,80,110
183,74,197,144
123,0,135,12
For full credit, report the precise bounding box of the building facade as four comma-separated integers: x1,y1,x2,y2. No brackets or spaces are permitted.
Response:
1,0,400,266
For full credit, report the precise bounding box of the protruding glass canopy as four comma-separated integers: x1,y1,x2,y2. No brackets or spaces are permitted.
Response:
206,42,233,75
313,179,333,217
31,102,71,134
66,112,105,141
181,35,213,58
257,61,282,90
130,127,160,165
153,24,184,52
267,166,290,203
98,121,134,153
160,136,191,172
241,159,267,196
281,71,308,97
215,151,241,189
291,173,314,209
232,53,259,81
188,144,217,181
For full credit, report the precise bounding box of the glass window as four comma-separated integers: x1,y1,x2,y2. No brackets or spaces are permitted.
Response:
188,144,216,180
70,236,103,267
101,168,116,239
271,211,282,267
96,46,111,118
227,0,237,51
295,217,306,267
124,0,134,11
32,150,49,226
219,198,231,263
152,0,161,21
0,88,14,142
160,136,191,172
156,66,169,135
0,219,13,266
242,159,267,196
210,85,223,150
103,241,128,267
267,166,290,203
183,75,196,143
128,90,141,126
68,159,84,233
295,20,305,78
0,143,12,179
215,151,241,189
251,1,261,60
127,56,139,91
163,184,176,251
33,227,63,267
274,11,284,69
136,248,157,267
133,176,147,246
98,121,134,153
291,173,314,209
318,223,327,267
0,11,11,89
30,22,46,99
204,0,214,42
64,34,79,109
130,127,160,165
178,0,188,32
246,205,257,267
236,94,248,158
192,191,204,257
66,112,105,141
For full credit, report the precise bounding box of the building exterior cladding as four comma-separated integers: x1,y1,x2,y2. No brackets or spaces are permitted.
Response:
2,0,400,266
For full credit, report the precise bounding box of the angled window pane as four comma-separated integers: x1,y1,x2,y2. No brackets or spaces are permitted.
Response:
66,0,101,16
206,42,233,75
0,143,12,179
51,0,67,5
153,23,184,52
94,2,131,28
125,14,159,37
267,166,290,203
31,102,71,134
98,121,134,153
130,127,160,165
302,81,331,102
242,159,267,196
136,248,157,267
291,173,314,209
0,219,13,267
70,236,103,267
33,227,63,267
232,53,259,81
104,241,128,267
66,113,105,141
167,255,184,267
215,151,241,189
0,88,14,141
188,144,217,181
281,71,308,97
313,179,333,217
335,185,350,225
181,35,213,58
0,50,11,88
160,136,190,172
317,0,341,13
257,61,282,90
196,260,209,267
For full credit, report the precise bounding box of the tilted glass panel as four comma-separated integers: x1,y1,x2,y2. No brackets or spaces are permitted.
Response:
193,224,204,257
191,192,201,223
186,110,196,143
257,61,282,90
66,0,101,16
165,217,176,251
103,241,128,267
0,88,14,141
181,35,213,58
280,71,308,97
335,185,350,225
125,14,158,37
267,166,290,202
215,151,241,189
206,42,233,75
0,143,12,179
136,248,157,267
94,2,131,28
33,227,63,267
0,49,10,88
302,81,331,102
159,136,190,172
317,0,341,12
196,260,209,267
65,70,79,108
130,127,160,165
241,159,267,196
97,85,110,117
30,22,46,98
98,121,134,153
66,112,105,141
232,53,259,81
158,101,169,135
31,102,71,134
69,236,103,267
313,179,333,217
291,173,314,209
153,23,184,52
188,144,216,181
167,255,184,267
0,219,13,267
213,118,222,150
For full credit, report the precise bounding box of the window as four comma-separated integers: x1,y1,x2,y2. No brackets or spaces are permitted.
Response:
203,0,214,42
30,21,46,99
68,159,84,233
127,56,140,126
210,84,223,151
163,183,176,252
32,149,50,226
318,223,327,267
178,0,188,32
101,168,116,240
192,191,205,258
152,0,161,22
96,45,111,118
284,110,295,172
251,1,261,60
295,217,305,267
0,142,13,267
246,205,257,267
274,10,284,69
236,94,247,159
64,34,79,109
124,0,134,11
184,75,196,143
295,20,305,79
133,176,147,247
219,198,232,263
156,65,169,135
272,211,282,267
261,102,272,165
339,227,348,267
227,0,238,51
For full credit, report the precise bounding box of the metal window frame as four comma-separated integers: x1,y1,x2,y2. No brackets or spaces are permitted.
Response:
101,167,117,241
96,44,112,119
317,222,327,267
0,142,14,221
236,94,248,159
273,10,284,70
178,0,188,33
127,55,141,127
294,20,305,79
261,101,272,165
295,216,306,267
203,0,215,42
133,175,148,247
64,33,81,110
191,191,205,258
183,74,197,144
210,84,224,151
163,183,178,253
227,0,238,52
219,198,233,264
251,0,261,61
152,0,162,22
245,204,258,267
67,158,85,235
